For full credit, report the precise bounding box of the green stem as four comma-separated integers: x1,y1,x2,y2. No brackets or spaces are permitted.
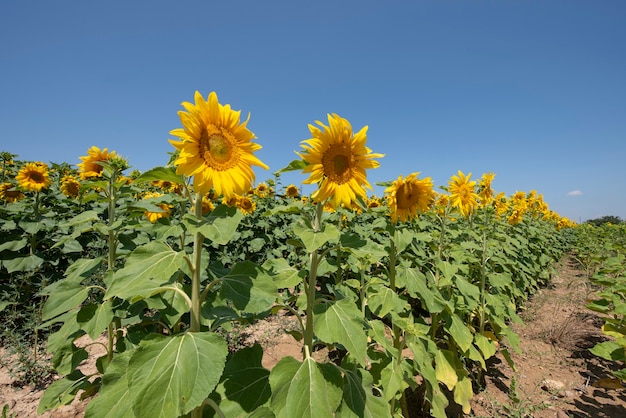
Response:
388,238,409,418
303,202,324,358
190,194,205,333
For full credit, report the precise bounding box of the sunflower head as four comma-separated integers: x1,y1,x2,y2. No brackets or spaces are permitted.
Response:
385,173,435,223
237,195,256,215
78,146,119,180
448,170,479,218
285,184,299,198
297,113,384,208
169,91,268,199
478,172,495,206
16,162,52,192
254,182,269,198
0,182,24,202
142,191,172,223
60,175,81,198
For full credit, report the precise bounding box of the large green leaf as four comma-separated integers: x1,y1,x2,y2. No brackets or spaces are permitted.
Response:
106,241,185,302
366,284,408,318
337,368,391,418
65,257,104,282
41,279,90,321
262,258,302,288
218,261,279,314
38,370,92,414
77,301,114,340
379,359,408,402
84,350,135,418
133,166,184,184
183,205,242,245
293,219,340,252
396,265,447,313
2,254,44,273
444,314,474,353
313,299,367,366
128,332,228,417
435,349,457,391
211,344,271,417
270,357,342,418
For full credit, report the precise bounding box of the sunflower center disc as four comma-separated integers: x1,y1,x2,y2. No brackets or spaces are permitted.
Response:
397,184,416,209
204,134,233,165
30,172,44,183
322,144,353,184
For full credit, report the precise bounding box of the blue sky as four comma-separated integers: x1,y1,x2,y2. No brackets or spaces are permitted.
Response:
1,0,625,222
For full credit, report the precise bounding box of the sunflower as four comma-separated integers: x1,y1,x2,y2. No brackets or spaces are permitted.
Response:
201,195,215,215
16,162,52,192
254,182,269,198
297,113,384,208
237,195,256,215
223,194,240,207
0,183,24,202
448,170,479,218
285,184,299,198
367,196,382,209
60,175,81,198
478,172,495,206
385,173,435,223
169,91,268,198
142,192,172,223
78,146,118,180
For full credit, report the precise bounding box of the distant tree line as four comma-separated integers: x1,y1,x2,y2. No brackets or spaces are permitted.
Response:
585,215,623,226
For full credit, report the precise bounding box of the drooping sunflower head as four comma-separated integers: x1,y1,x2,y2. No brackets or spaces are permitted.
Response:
385,173,435,223
142,191,172,223
78,146,118,180
0,182,24,202
285,184,299,198
16,162,52,192
448,170,479,218
297,113,384,208
169,91,269,199
478,172,495,206
60,175,81,198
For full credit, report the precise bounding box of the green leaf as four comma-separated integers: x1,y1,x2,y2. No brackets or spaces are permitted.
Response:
2,254,44,273
338,368,391,418
454,373,473,414
58,210,100,228
293,219,340,252
392,228,415,255
0,237,27,252
444,314,474,353
212,344,271,416
128,332,228,417
277,159,308,173
366,284,407,318
218,261,279,314
77,301,114,340
133,166,184,184
84,350,134,418
379,359,408,402
396,265,447,313
262,258,301,288
270,357,342,418
590,341,625,361
38,370,92,414
313,299,367,366
435,349,457,391
474,333,497,360
453,276,480,310
106,241,185,301
183,205,243,245
41,280,90,321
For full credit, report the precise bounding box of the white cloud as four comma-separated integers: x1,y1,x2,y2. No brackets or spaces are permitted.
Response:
567,190,583,196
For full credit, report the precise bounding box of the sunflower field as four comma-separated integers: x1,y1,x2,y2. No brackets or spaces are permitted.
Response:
2,91,611,418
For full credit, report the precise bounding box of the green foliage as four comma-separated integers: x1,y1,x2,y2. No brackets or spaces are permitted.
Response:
0,156,576,417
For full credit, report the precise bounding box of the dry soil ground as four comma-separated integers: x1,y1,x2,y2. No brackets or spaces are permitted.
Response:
1,257,625,417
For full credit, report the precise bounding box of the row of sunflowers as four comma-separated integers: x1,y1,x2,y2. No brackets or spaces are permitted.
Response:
1,91,576,418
